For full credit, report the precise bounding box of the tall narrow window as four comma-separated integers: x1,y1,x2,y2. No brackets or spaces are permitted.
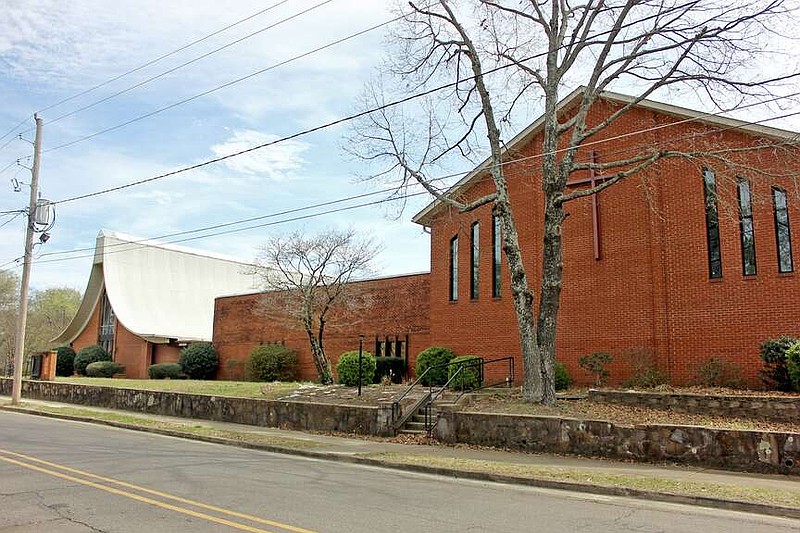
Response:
492,214,502,297
773,187,794,273
737,179,757,276
703,168,723,278
98,290,115,356
470,222,479,299
449,235,459,301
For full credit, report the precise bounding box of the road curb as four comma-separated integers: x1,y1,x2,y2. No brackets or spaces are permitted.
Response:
3,405,799,520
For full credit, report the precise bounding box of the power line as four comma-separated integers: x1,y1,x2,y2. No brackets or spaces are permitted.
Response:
20,103,800,268
0,211,23,229
0,117,31,146
46,0,335,126
36,0,297,117
44,9,403,154
50,80,800,207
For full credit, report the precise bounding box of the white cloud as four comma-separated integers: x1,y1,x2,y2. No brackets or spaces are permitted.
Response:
209,130,310,180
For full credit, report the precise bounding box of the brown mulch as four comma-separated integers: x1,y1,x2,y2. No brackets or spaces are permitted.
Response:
275,383,800,434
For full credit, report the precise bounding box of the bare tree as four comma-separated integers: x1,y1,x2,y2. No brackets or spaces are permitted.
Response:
348,0,799,403
0,270,19,375
252,229,380,384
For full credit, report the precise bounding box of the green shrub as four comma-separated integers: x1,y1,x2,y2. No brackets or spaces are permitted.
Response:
148,363,185,380
578,352,612,387
695,357,742,388
246,344,299,382
555,362,572,391
55,345,76,377
178,342,219,380
786,341,800,391
374,357,405,384
415,346,455,386
759,336,798,391
85,361,124,378
74,345,111,376
336,350,376,386
447,355,482,391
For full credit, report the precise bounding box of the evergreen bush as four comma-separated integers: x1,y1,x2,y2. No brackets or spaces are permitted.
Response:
74,345,111,376
447,355,482,391
415,346,455,386
55,345,76,377
85,361,124,378
148,363,185,380
759,336,798,391
555,362,572,391
246,344,299,382
336,350,376,387
785,341,800,391
178,342,219,380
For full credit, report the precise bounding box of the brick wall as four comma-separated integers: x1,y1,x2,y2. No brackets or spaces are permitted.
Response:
70,297,183,379
425,99,800,387
213,273,431,381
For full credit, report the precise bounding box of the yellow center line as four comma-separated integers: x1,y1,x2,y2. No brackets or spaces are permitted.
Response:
0,448,317,533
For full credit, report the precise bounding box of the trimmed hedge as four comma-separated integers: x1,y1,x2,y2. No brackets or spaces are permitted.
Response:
415,346,455,386
336,350,376,387
555,362,572,391
148,363,185,380
74,345,111,376
179,342,219,380
55,345,76,377
447,355,482,391
246,344,299,382
85,360,125,378
374,357,405,384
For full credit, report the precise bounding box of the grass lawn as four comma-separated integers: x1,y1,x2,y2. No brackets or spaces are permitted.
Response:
55,377,304,399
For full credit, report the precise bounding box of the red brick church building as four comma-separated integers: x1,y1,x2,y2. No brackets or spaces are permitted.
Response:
214,89,800,387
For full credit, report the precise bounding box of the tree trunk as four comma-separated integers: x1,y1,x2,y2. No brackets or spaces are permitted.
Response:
536,194,565,405
306,329,332,384
496,198,543,403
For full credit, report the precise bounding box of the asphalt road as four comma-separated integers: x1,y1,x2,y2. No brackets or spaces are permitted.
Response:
0,411,797,533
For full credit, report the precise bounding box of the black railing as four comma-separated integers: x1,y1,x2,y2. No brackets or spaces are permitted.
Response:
391,356,515,434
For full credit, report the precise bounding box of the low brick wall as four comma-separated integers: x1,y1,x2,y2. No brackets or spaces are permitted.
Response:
0,379,393,436
435,410,800,475
589,389,800,423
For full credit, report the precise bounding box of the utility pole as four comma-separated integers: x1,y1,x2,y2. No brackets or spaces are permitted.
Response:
11,114,43,405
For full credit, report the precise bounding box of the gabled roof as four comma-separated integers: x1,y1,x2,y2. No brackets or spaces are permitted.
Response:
53,231,260,345
412,87,799,226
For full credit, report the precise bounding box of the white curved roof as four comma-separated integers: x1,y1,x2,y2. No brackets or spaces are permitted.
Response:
53,230,260,344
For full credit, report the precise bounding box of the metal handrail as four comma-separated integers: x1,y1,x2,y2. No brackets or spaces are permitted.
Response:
391,355,516,433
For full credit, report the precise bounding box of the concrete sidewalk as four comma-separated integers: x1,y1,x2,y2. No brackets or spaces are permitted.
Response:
2,396,799,519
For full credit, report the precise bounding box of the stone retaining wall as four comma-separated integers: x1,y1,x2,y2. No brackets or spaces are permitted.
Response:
589,389,800,423
5,379,799,474
435,409,800,475
0,379,394,436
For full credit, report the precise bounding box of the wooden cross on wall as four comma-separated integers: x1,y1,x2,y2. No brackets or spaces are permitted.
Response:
565,152,611,261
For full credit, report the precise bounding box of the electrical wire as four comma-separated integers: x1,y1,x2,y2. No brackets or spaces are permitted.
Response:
0,117,31,146
0,212,23,229
36,0,297,117
46,0,336,126
50,84,800,207
18,102,800,268
44,9,403,155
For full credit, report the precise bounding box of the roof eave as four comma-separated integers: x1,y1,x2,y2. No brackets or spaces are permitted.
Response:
411,88,800,226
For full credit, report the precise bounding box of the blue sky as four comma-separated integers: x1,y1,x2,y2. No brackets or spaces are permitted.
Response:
0,0,439,291
1,0,799,294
